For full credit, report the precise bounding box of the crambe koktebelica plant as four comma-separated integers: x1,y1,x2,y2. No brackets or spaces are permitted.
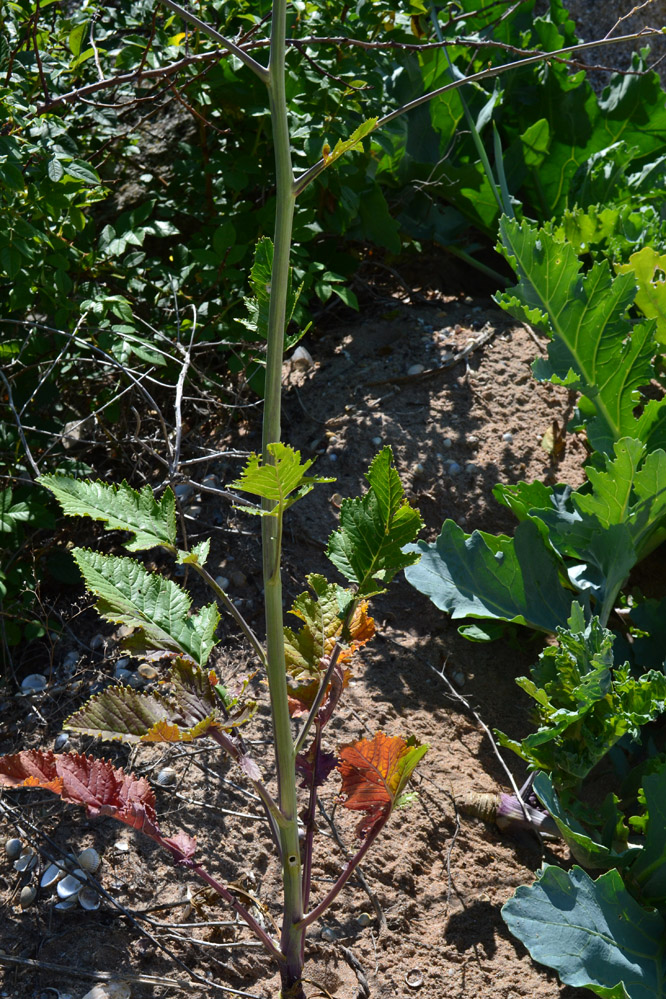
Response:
2,3,664,995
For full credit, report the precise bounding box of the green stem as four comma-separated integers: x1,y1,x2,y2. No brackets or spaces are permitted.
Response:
262,3,304,995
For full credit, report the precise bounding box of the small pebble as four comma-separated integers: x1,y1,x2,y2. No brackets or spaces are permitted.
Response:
215,575,230,590
187,504,202,517
202,474,218,488
328,453,338,462
62,651,79,671
54,732,70,752
356,912,372,927
5,838,22,861
21,674,47,693
407,363,425,376
452,669,465,688
19,885,37,909
231,570,247,588
371,436,382,446
502,432,514,443
114,670,132,685
174,483,194,503
90,634,105,651
138,664,159,680
320,927,336,942
447,462,461,475
413,463,425,476
443,438,452,449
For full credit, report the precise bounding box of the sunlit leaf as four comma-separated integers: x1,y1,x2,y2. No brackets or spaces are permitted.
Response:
338,732,427,837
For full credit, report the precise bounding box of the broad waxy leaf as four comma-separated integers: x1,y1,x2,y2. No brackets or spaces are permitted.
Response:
0,750,195,863
327,447,423,596
503,864,666,999
533,773,636,872
72,548,219,666
64,659,255,743
230,442,334,515
496,217,663,454
626,767,666,906
338,732,427,838
39,475,176,551
404,518,574,634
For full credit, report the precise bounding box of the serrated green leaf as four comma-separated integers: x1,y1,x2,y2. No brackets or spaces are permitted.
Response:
238,237,303,345
39,476,176,552
496,217,656,454
177,539,210,566
72,549,219,666
404,518,573,634
322,118,378,167
230,442,334,514
503,865,665,998
65,659,254,743
327,447,423,596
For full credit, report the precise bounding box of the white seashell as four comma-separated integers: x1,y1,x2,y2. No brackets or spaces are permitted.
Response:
156,768,177,787
78,886,100,910
5,838,22,860
320,927,336,942
77,847,101,874
54,732,70,752
502,431,514,443
291,345,314,371
19,885,37,909
14,849,37,872
41,862,66,888
114,840,130,853
81,983,131,999
54,897,78,911
21,673,47,693
405,969,424,989
57,870,87,898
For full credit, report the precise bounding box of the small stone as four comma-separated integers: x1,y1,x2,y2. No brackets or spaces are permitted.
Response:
467,435,479,444
443,438,452,449
138,664,159,680
413,463,425,476
231,570,247,588
19,885,37,909
465,463,477,474
54,732,70,752
447,462,461,475
90,634,105,651
502,432,514,443
62,651,79,671
215,575,231,590
201,474,218,488
371,436,382,446
174,483,194,503
328,453,338,462
452,669,465,688
5,838,22,861
407,363,425,376
187,504,202,516
21,674,47,693
320,927,336,942
356,912,372,927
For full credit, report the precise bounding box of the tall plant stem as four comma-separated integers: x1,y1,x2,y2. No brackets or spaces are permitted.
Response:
262,2,304,995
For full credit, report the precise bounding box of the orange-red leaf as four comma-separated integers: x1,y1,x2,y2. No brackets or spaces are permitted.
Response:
337,732,428,838
0,750,195,863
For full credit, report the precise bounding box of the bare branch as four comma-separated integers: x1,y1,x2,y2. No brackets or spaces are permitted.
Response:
157,0,269,83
